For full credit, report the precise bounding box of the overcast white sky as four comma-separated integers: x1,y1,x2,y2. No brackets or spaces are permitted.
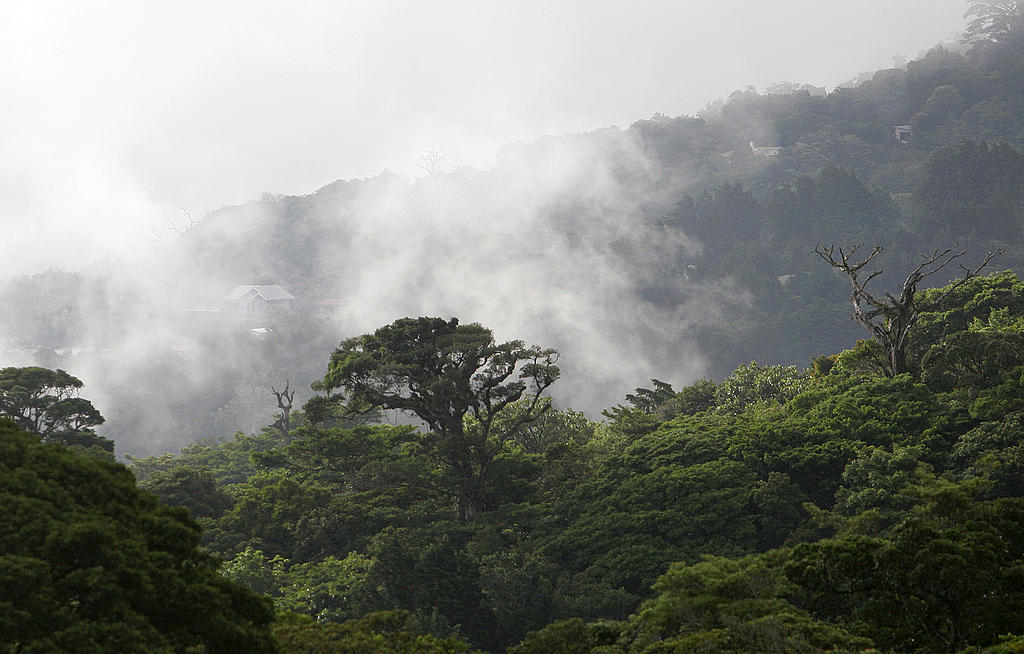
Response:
0,0,969,278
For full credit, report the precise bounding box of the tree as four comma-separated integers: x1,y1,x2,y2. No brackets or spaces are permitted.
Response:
142,465,234,519
0,366,111,455
417,143,450,176
815,245,998,376
964,0,1024,47
786,485,1024,653
318,317,559,520
602,379,677,437
271,381,296,437
914,142,1024,243
581,551,876,654
0,421,277,653
272,611,479,654
713,361,808,414
508,618,618,654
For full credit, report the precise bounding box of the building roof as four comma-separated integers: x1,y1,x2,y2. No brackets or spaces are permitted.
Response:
317,298,343,306
226,285,296,301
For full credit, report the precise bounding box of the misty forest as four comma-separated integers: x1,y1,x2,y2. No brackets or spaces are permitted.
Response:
10,2,1024,653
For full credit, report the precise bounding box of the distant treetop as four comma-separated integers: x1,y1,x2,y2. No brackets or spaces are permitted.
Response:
964,0,1024,47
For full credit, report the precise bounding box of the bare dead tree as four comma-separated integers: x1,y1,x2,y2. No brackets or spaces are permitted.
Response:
164,209,197,234
815,243,1000,376
153,209,199,246
416,143,449,176
271,382,296,436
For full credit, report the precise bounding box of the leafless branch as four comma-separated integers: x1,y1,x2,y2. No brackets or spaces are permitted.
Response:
271,381,296,436
151,226,168,247
929,247,1003,306
816,243,999,376
416,143,448,176
161,209,199,236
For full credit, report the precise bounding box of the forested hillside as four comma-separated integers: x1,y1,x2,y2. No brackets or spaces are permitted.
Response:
7,4,1024,653
8,266,1024,652
121,270,1024,653
5,10,1024,455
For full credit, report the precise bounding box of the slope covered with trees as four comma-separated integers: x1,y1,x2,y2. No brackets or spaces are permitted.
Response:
8,4,1024,652
7,3,1024,455
116,268,1024,652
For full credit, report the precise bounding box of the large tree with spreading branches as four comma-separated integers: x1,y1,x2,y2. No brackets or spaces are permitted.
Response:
316,316,560,520
0,366,112,456
963,0,1024,47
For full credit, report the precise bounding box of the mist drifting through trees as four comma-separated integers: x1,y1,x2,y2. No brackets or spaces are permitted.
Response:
8,3,1024,652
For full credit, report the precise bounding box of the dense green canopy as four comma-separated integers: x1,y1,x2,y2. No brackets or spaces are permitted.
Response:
0,367,112,457
0,420,277,653
15,10,1024,652
116,272,1024,652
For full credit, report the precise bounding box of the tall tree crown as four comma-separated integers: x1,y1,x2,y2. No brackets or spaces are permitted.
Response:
964,0,1024,46
320,317,560,438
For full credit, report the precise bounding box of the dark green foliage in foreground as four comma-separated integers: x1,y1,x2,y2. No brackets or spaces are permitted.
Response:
788,485,1024,653
0,420,277,653
272,611,481,653
517,487,1024,653
593,550,874,654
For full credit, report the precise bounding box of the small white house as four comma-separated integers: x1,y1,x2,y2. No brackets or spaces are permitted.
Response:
750,141,784,157
225,285,295,315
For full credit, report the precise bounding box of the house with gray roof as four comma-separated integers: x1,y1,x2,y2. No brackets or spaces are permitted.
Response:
226,285,295,315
